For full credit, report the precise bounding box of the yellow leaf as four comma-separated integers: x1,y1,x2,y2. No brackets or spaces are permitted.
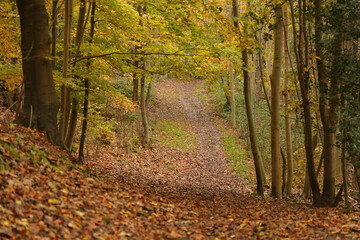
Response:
68,221,82,230
75,211,86,218
15,218,29,226
1,220,11,227
61,188,69,194
48,198,60,204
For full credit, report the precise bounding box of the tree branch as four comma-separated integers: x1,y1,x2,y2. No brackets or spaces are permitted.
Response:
71,51,218,64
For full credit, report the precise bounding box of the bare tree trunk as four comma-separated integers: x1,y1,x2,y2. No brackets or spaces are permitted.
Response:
314,0,337,207
145,81,152,109
59,0,73,141
257,40,271,112
303,133,320,198
51,0,58,69
283,4,293,195
137,4,149,146
289,0,321,205
341,143,349,208
271,6,284,199
221,77,231,106
132,62,139,102
232,0,265,195
140,74,149,145
243,50,265,195
64,98,77,149
229,64,236,128
79,1,96,163
15,0,62,146
64,0,88,150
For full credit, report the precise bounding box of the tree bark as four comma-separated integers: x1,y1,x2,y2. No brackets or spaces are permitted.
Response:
79,1,96,163
15,0,62,146
283,4,293,195
145,81,152,109
132,68,139,102
297,0,321,205
51,0,58,69
341,143,349,208
65,98,78,150
271,6,283,199
64,0,88,151
229,64,236,128
140,74,149,145
288,0,322,205
137,4,149,146
243,50,265,196
315,0,337,207
232,0,265,195
59,0,73,141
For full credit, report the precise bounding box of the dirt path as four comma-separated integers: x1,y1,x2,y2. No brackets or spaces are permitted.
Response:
88,79,249,202
177,80,247,195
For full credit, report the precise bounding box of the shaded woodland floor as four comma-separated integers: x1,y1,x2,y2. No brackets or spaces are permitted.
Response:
1,79,360,239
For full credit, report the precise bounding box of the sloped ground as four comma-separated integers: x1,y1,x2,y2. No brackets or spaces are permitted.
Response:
0,79,360,239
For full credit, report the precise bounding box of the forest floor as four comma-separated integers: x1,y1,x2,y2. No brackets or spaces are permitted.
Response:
1,79,360,239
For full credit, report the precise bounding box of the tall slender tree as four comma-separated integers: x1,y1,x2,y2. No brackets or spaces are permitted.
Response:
232,0,265,196
64,0,88,150
138,4,150,146
59,0,73,142
79,0,96,163
283,4,293,195
315,0,338,207
271,5,284,199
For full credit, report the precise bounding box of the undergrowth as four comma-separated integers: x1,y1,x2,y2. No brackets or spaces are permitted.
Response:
220,128,253,181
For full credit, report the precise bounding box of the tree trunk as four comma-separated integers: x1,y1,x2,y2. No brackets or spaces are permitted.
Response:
78,79,89,163
51,0,58,69
145,81,152,109
132,69,139,103
288,0,321,205
79,1,96,163
65,98,78,150
59,0,73,141
341,143,349,208
229,64,236,128
297,0,321,205
243,50,265,196
137,4,149,146
314,0,337,207
303,132,320,198
221,77,231,106
15,0,62,146
271,6,283,199
75,0,86,47
140,74,149,145
283,4,293,195
257,40,271,112
64,0,88,151
232,0,265,195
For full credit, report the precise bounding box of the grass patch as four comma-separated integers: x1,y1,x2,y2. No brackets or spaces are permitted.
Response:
154,120,196,152
194,87,208,103
219,125,253,181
